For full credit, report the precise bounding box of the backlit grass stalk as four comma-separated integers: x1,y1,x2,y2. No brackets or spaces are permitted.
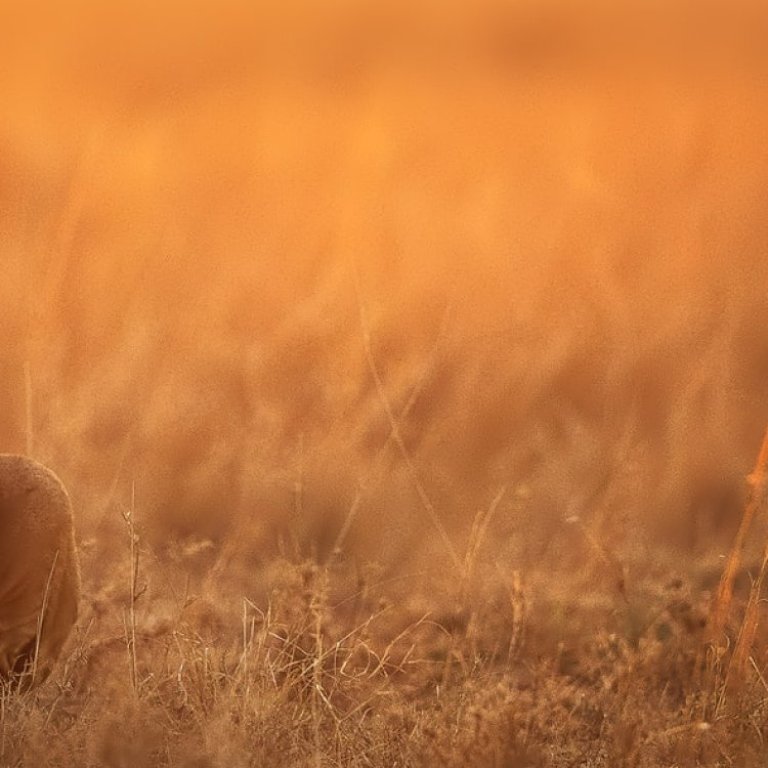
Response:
351,262,463,573
723,436,768,694
331,300,454,561
709,424,768,645
29,552,60,688
122,481,140,695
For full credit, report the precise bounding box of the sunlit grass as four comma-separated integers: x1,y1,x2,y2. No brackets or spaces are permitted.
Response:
3,2,768,765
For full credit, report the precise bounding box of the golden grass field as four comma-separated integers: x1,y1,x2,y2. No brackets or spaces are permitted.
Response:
3,2,768,765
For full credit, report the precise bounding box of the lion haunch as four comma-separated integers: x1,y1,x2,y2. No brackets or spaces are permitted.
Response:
0,455,80,685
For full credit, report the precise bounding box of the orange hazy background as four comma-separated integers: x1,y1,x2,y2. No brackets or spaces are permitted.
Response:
2,0,768,587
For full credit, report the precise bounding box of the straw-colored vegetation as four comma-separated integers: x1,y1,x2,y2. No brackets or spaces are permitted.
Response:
2,2,768,766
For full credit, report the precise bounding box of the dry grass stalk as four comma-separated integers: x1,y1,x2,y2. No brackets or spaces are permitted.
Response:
352,262,463,573
121,482,141,695
29,552,61,688
725,574,762,695
331,301,454,561
725,458,768,693
461,486,507,598
709,424,768,644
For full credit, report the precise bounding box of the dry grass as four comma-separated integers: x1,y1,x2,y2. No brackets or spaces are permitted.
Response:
3,2,768,765
2,537,768,767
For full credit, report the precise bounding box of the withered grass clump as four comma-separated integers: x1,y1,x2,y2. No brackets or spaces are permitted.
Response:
3,460,768,768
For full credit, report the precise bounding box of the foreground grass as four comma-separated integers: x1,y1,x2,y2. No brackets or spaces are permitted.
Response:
3,547,767,768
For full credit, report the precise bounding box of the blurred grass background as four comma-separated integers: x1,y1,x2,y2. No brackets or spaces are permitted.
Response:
2,0,768,585
6,3,768,765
